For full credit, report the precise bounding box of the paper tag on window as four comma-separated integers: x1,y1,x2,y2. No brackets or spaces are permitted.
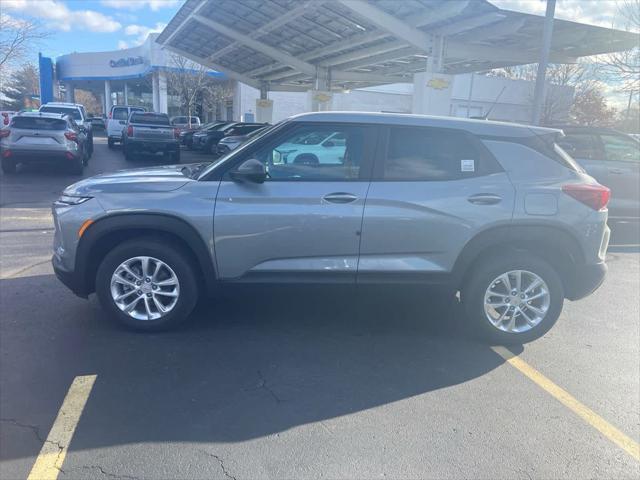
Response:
461,159,475,172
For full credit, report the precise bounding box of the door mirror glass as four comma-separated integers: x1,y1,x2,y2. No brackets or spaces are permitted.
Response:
230,158,267,183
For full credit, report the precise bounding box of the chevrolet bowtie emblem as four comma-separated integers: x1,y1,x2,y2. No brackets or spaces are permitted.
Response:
427,78,450,90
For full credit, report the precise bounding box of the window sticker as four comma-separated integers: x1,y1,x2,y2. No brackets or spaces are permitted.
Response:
461,159,475,172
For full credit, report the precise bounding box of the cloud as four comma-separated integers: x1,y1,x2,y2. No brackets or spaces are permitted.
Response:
2,0,121,32
124,22,168,45
101,0,180,11
117,40,129,50
492,0,621,29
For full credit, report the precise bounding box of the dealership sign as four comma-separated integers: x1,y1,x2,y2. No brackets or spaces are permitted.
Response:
109,56,145,68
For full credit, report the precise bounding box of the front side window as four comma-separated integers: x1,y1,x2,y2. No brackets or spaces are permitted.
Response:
600,134,639,163
245,125,366,181
558,134,600,160
383,127,489,181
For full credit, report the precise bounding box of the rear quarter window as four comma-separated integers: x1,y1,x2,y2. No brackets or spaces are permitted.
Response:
11,117,67,130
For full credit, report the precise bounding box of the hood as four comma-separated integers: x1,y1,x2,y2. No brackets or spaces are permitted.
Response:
63,163,205,196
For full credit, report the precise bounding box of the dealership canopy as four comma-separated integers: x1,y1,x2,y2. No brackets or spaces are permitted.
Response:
157,0,639,91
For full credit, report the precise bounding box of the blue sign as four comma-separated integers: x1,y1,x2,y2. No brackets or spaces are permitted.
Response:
109,56,145,68
38,53,54,105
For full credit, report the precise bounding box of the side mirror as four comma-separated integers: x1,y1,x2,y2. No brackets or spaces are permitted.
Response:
230,159,267,184
323,141,335,148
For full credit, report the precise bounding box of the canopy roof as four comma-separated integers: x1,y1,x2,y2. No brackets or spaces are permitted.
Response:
157,0,639,91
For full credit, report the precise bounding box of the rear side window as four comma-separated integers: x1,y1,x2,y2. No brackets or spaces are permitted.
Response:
600,134,639,163
130,113,170,125
112,108,128,120
382,127,497,181
11,117,67,130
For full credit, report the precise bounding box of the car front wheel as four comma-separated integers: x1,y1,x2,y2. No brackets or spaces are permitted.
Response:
462,253,564,344
96,238,198,331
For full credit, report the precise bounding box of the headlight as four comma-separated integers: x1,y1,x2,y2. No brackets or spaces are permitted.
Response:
56,195,92,205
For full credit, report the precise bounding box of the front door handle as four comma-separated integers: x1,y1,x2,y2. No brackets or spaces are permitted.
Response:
467,193,502,205
609,168,625,174
323,192,358,204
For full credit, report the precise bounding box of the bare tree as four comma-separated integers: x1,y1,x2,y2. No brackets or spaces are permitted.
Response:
0,14,51,69
75,90,102,116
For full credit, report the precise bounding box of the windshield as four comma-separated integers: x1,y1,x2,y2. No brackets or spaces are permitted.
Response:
40,106,81,120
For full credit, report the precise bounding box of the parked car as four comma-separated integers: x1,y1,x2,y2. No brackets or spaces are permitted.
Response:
89,117,105,129
216,126,269,156
171,116,200,130
554,126,639,220
192,122,267,154
39,102,93,157
52,112,610,343
1,112,89,174
121,111,180,162
106,105,145,148
1,111,16,127
179,121,229,149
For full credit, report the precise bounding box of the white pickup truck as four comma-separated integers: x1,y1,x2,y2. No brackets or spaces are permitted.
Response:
121,112,180,162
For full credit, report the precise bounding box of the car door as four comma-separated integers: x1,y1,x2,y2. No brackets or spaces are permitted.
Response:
558,133,607,186
598,133,640,218
358,126,515,281
213,122,377,281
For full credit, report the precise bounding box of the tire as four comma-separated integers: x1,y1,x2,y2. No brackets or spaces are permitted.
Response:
208,141,217,155
69,156,84,175
82,146,89,166
87,133,94,158
107,138,114,148
462,252,564,344
1,157,16,174
172,149,181,163
96,237,199,331
186,139,193,150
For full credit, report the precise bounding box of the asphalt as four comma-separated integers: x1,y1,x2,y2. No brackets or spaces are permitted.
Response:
1,133,638,479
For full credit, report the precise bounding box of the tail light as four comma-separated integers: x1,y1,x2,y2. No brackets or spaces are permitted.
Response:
0,129,10,138
2,113,8,125
64,131,78,142
2,149,11,158
108,112,112,119
562,183,610,211
65,152,75,160
127,125,133,136
174,128,180,139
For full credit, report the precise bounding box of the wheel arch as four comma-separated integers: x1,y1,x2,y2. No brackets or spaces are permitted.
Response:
452,223,586,296
77,213,216,296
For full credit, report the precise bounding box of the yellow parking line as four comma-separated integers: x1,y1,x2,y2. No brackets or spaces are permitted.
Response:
27,375,97,480
493,347,639,461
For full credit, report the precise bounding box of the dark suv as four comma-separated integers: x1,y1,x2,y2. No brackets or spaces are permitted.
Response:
192,122,266,154
52,112,610,343
554,126,639,220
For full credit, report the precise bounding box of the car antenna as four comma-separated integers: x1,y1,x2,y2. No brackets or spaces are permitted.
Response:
473,86,507,121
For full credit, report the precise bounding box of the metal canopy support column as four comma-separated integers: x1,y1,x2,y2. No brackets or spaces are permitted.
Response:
310,66,332,112
413,34,452,116
104,80,112,112
531,0,557,125
256,81,273,123
123,82,129,106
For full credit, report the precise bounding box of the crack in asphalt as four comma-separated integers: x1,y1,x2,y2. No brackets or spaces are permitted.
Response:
0,258,51,279
0,417,45,443
198,450,237,480
81,465,141,480
256,369,283,404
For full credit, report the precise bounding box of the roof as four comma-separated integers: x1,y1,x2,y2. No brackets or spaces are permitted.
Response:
288,111,561,137
157,0,639,91
40,102,83,108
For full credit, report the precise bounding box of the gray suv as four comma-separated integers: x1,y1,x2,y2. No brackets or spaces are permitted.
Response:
52,113,610,343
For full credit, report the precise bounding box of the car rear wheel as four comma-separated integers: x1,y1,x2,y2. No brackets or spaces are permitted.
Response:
1,158,16,174
96,238,198,331
107,138,114,148
124,146,134,161
69,156,84,175
462,252,564,344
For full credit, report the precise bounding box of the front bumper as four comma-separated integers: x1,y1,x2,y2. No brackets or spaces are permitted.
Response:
565,262,607,301
52,255,88,298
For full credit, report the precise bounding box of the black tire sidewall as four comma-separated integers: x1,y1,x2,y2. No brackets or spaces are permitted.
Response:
1,158,16,173
463,254,564,344
96,239,198,331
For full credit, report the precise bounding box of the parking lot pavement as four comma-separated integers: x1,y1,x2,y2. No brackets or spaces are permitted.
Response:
1,136,639,479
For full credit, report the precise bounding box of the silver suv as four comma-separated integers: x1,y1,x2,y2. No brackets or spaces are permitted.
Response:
52,113,610,343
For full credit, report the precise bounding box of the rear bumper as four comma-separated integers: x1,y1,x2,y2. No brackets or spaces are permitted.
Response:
565,262,607,301
126,139,179,153
2,148,79,163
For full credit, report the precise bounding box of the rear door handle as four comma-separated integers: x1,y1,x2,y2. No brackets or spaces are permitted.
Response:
467,193,502,205
323,192,358,204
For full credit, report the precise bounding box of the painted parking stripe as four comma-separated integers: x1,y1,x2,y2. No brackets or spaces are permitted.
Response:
493,347,639,461
27,375,97,480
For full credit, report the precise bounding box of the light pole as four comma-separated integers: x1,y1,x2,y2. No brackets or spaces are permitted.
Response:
531,0,557,125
